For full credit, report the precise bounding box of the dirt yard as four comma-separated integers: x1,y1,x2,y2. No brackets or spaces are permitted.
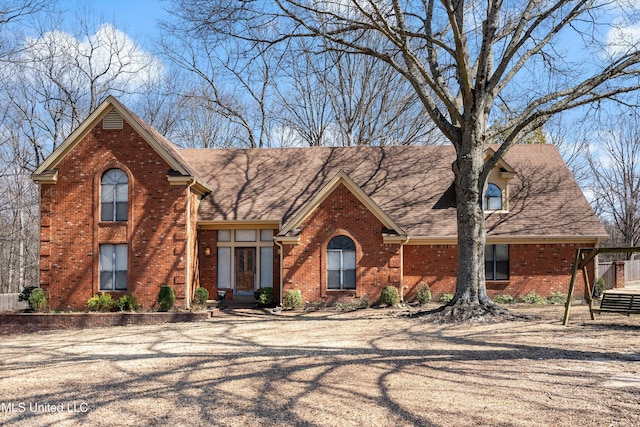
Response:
0,304,639,427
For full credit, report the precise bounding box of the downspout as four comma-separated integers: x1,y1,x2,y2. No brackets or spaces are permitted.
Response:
274,238,284,306
399,236,409,302
185,179,196,309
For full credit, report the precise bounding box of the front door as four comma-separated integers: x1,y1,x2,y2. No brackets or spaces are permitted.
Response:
235,247,256,294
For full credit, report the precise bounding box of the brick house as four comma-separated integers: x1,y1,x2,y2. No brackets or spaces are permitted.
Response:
32,96,607,310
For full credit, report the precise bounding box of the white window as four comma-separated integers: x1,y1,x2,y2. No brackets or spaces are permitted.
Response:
485,244,509,280
100,169,128,221
217,247,231,288
260,247,273,287
327,236,356,290
235,229,256,242
484,183,502,210
99,244,127,290
260,229,274,242
218,230,231,242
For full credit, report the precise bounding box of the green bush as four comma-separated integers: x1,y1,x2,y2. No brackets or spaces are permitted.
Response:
593,278,606,298
18,286,38,303
493,294,515,304
439,293,454,303
519,291,546,305
87,293,115,312
28,288,47,312
547,292,567,305
195,287,209,305
114,295,140,312
379,286,400,306
282,289,303,309
158,286,176,312
415,282,432,305
257,287,275,305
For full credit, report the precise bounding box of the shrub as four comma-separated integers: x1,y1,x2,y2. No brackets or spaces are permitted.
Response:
18,286,38,303
593,278,606,298
439,293,454,303
379,286,400,306
282,289,303,309
115,295,140,312
519,291,546,305
493,294,515,304
87,293,115,312
415,282,432,305
28,288,47,312
257,287,275,306
195,287,209,305
158,286,176,312
547,292,567,305
335,298,368,311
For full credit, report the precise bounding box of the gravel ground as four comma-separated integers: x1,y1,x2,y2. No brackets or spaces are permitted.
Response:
1,304,639,427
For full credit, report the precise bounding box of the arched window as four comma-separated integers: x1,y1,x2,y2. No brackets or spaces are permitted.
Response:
327,235,356,290
101,169,128,221
484,183,502,210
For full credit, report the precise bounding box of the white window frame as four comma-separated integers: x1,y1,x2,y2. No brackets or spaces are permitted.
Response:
99,244,128,291
484,183,503,211
100,169,128,222
485,244,509,281
327,236,356,290
216,229,275,291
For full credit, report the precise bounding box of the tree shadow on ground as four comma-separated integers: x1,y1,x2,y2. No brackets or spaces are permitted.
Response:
1,307,639,426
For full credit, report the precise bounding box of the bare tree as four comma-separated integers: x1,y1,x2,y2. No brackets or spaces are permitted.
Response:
159,17,281,148
173,0,640,318
0,6,167,293
587,110,640,257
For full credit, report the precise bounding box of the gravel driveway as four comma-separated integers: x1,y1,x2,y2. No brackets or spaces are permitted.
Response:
1,304,639,426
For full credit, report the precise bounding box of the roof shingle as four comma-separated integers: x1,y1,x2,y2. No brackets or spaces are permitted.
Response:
179,144,607,240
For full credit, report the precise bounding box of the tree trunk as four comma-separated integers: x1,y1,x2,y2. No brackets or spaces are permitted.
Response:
452,138,492,305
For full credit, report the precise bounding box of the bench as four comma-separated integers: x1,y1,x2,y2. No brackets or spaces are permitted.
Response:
592,290,640,315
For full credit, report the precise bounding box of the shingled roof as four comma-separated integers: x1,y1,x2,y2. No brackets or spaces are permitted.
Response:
180,144,607,241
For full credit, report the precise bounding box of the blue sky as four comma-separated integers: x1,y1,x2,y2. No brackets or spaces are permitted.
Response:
58,0,169,47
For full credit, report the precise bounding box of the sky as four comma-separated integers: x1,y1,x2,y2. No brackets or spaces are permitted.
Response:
57,0,169,48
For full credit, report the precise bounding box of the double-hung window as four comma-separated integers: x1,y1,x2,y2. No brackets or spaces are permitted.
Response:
101,169,128,221
484,183,502,210
485,244,509,280
327,236,356,290
99,244,128,290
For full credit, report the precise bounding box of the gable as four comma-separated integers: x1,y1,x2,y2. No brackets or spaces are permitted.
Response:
32,96,211,194
278,171,406,243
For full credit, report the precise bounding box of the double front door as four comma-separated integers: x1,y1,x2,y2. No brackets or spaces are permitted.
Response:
235,247,255,294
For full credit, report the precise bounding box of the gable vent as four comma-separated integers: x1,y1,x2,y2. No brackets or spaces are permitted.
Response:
103,109,123,130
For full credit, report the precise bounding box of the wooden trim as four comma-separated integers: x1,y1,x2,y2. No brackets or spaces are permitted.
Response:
198,221,281,230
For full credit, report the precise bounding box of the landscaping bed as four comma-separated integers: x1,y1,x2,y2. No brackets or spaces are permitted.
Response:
0,311,213,335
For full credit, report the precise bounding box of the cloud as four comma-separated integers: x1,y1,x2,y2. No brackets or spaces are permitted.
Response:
605,21,640,57
23,23,163,93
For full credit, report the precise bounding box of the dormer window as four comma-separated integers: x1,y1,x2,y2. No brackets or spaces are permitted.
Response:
100,169,128,221
484,183,502,211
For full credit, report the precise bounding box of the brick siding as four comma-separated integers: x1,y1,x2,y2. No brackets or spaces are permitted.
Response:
403,243,593,301
281,184,401,305
39,120,191,311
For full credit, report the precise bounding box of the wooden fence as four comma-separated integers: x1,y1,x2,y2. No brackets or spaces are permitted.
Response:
0,293,28,312
598,259,640,289
598,263,615,289
624,259,640,287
